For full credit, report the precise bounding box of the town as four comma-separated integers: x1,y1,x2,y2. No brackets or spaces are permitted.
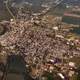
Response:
0,0,80,80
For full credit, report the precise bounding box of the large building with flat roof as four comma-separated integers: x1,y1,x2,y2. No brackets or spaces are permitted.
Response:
62,8,80,25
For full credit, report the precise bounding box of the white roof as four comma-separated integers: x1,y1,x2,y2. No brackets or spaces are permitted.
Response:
69,62,75,67
57,73,65,79
52,27,58,30
56,35,64,38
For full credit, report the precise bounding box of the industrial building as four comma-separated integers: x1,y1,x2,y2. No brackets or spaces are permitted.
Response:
62,8,80,25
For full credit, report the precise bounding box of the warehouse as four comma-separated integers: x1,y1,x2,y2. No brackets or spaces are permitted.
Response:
62,12,80,25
